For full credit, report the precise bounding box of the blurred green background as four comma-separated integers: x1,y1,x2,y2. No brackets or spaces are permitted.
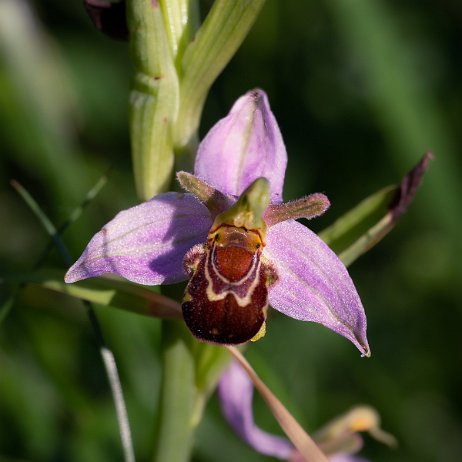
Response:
1,1,462,461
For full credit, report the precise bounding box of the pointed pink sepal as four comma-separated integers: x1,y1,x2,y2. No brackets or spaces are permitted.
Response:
195,89,287,203
265,220,370,356
65,192,212,285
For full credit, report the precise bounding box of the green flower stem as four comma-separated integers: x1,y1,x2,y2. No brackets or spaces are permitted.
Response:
152,321,197,462
127,2,268,458
173,0,266,150
153,320,232,462
193,342,231,422
127,0,180,200
159,0,199,67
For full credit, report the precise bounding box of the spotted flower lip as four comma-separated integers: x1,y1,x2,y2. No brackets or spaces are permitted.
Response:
65,89,369,356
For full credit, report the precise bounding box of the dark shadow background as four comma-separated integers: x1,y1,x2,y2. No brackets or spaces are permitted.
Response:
1,1,461,461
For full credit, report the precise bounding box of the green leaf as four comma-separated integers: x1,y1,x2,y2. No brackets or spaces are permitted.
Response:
174,0,266,150
320,153,432,266
11,269,182,320
320,186,396,266
159,0,200,64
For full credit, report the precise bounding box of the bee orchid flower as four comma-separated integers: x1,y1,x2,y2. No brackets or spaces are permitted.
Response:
65,89,369,355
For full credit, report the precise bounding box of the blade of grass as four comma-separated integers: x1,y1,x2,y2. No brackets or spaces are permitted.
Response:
11,180,73,265
33,169,110,268
11,180,135,462
13,169,110,268
2,171,109,326
0,287,17,324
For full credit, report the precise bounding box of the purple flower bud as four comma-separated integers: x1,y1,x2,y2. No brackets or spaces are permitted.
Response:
84,0,128,41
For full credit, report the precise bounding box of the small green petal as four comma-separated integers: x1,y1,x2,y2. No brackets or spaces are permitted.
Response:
264,193,330,226
177,171,232,217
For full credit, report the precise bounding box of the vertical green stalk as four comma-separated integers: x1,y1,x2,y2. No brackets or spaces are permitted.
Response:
127,2,199,459
152,322,232,462
126,2,267,460
152,322,196,462
127,0,179,200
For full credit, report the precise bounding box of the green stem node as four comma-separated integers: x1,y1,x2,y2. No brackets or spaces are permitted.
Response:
127,0,180,200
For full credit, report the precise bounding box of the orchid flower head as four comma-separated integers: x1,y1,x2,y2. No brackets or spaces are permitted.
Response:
65,89,369,355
